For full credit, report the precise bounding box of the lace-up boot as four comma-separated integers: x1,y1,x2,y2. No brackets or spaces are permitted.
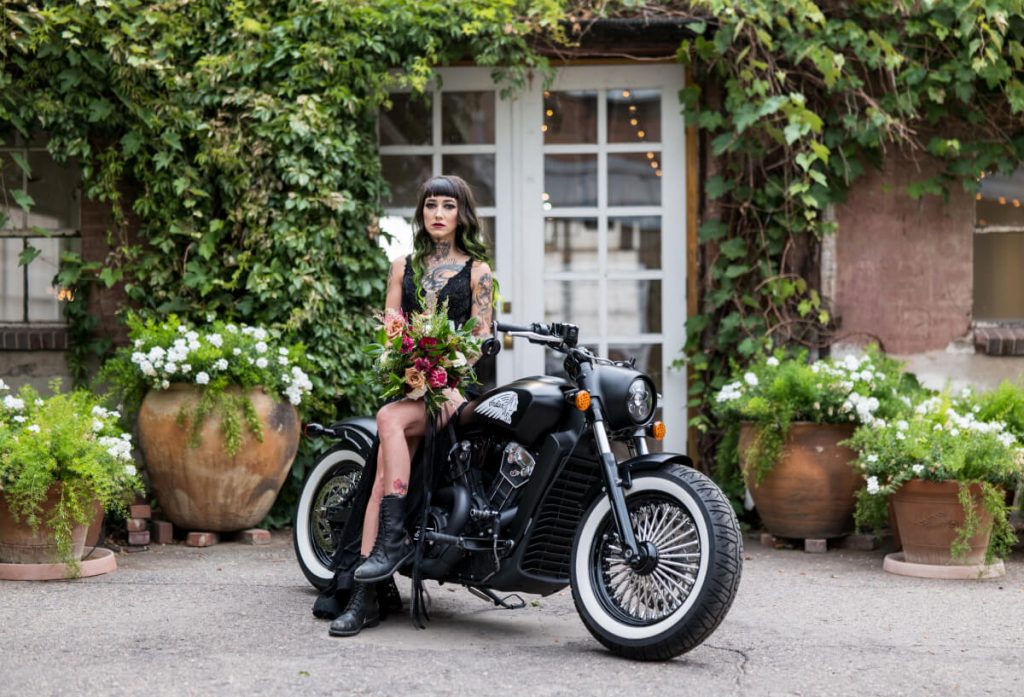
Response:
328,581,379,637
354,494,413,582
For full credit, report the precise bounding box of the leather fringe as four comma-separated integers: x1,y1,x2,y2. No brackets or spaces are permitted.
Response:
410,409,441,629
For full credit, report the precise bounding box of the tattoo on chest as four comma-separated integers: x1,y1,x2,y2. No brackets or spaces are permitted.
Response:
422,249,466,293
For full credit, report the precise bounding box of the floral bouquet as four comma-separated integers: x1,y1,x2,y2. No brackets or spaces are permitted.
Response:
367,298,482,413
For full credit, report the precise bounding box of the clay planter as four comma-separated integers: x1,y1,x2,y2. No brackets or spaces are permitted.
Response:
740,422,862,539
0,486,90,564
137,385,300,532
889,480,993,565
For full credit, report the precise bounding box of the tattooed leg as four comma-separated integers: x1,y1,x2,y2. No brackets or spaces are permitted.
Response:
391,479,409,496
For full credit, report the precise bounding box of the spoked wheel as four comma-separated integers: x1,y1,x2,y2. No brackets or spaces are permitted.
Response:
293,444,365,590
571,464,742,661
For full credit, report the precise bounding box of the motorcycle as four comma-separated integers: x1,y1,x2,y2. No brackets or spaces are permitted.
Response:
294,320,742,661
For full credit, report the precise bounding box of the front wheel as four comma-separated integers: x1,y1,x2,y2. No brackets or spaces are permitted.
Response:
570,464,743,661
293,442,366,590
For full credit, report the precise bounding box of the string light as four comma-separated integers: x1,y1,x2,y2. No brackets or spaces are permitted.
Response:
999,196,1007,205
651,160,659,169
542,192,550,201
630,118,638,126
1014,199,1021,208
976,193,983,201
637,130,645,139
646,152,654,159
546,109,553,117
57,287,74,301
622,90,630,98
655,170,663,177
541,124,548,132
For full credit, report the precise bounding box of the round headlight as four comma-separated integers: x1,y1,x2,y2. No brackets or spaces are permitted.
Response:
626,378,654,423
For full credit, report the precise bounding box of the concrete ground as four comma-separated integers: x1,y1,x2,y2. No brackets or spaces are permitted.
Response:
1,531,1021,697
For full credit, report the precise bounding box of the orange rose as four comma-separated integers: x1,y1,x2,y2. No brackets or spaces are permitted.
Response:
404,367,427,392
383,309,406,340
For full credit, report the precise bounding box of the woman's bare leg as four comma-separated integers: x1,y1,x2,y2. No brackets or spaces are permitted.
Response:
360,394,466,554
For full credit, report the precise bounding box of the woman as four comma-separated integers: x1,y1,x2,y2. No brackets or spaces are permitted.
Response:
314,174,494,637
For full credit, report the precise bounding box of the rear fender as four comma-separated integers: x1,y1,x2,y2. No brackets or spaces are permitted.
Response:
327,416,377,457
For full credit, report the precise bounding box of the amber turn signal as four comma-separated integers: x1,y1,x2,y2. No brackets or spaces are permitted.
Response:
574,390,591,411
649,421,666,440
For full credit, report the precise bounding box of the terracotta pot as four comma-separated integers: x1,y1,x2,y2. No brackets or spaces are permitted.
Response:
889,479,992,565
137,384,300,532
0,486,90,564
740,422,862,539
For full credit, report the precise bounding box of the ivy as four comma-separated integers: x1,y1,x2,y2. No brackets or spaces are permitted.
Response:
1,0,564,525
678,0,1024,473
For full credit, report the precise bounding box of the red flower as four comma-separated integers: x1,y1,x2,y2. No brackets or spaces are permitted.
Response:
447,374,460,389
418,336,439,349
401,335,415,354
427,366,448,389
413,357,432,373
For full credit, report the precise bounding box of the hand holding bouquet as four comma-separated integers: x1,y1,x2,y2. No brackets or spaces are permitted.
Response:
367,298,482,413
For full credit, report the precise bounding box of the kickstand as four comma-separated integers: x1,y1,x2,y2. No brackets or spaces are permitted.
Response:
467,586,526,610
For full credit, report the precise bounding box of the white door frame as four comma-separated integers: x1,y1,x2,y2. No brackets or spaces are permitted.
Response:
426,65,688,452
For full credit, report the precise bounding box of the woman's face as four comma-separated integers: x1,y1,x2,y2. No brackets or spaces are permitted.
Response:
423,195,459,241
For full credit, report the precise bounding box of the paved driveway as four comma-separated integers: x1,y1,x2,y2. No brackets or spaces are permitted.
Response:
1,532,1020,696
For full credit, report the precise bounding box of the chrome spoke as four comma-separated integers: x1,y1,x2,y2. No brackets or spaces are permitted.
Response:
596,497,702,625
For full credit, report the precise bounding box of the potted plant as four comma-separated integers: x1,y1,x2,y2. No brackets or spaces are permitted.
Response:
101,314,315,532
714,347,913,539
0,380,141,575
847,393,1023,571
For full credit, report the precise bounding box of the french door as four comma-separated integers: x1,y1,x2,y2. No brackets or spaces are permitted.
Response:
379,65,687,452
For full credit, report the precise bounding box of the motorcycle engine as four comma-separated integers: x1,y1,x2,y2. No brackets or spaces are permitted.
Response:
485,441,536,511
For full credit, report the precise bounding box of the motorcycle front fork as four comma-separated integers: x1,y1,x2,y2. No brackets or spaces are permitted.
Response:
587,400,657,572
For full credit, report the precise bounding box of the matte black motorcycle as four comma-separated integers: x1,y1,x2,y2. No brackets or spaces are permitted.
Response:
294,321,742,661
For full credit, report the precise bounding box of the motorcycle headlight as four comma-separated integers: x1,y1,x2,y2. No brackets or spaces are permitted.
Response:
626,378,654,424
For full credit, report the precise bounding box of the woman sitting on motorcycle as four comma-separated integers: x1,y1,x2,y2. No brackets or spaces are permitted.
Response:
314,174,494,637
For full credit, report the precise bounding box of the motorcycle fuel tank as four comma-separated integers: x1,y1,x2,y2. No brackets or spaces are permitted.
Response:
458,376,572,446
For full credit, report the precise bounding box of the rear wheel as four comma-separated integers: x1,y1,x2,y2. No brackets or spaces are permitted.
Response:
570,464,742,661
293,444,365,589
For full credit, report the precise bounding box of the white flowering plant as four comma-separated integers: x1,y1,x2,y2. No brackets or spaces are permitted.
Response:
845,392,1024,561
713,347,914,483
100,313,316,455
0,380,142,570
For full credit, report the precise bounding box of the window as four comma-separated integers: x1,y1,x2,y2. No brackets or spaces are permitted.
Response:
1,133,81,326
973,166,1024,354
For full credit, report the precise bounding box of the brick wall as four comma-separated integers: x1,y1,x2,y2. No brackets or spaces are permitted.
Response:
832,154,974,354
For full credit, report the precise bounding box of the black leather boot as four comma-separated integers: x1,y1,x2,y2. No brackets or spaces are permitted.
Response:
328,581,380,637
354,494,413,582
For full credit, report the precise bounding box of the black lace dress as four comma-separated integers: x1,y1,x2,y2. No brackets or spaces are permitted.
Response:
313,255,475,622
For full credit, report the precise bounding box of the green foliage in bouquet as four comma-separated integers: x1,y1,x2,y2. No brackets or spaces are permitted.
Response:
0,380,142,572
100,314,315,455
366,299,482,414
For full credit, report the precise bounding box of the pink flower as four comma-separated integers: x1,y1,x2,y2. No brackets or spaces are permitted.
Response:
400,335,415,354
418,336,439,350
427,366,448,389
413,357,432,373
383,310,406,340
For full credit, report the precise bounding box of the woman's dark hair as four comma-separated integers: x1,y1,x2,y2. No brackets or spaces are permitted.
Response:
410,175,491,284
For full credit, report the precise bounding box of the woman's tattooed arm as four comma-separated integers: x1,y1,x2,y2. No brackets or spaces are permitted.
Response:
471,264,494,339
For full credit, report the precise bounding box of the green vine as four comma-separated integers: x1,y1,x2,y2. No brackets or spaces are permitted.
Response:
951,481,1015,564
677,0,1024,471
175,388,265,457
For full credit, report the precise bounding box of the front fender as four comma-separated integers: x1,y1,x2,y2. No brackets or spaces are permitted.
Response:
620,451,694,474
